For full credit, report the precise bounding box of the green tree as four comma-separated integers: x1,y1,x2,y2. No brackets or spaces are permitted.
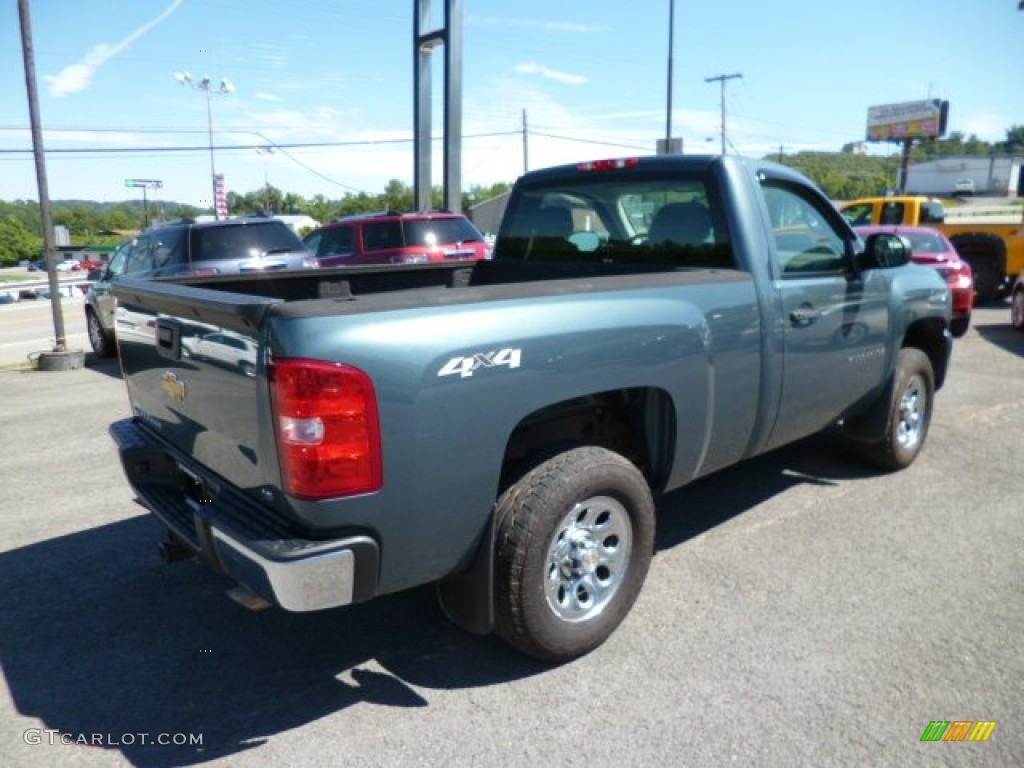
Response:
304,194,338,225
462,182,511,211
0,218,43,266
999,124,1024,154
382,179,414,211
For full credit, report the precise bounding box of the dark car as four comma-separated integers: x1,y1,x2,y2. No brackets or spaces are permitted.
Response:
84,218,317,357
855,225,974,338
303,210,491,267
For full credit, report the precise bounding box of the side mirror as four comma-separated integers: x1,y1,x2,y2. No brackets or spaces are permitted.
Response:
857,232,911,271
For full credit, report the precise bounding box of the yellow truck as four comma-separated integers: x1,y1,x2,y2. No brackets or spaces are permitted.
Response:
840,196,1024,303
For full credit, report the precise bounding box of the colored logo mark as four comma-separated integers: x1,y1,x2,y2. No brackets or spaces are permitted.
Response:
920,720,997,742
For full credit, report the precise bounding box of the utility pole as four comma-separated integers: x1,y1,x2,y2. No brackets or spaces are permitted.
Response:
704,72,742,155
665,0,675,148
18,0,66,355
522,108,529,174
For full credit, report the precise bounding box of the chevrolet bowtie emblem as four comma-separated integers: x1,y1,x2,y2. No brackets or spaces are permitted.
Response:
161,371,186,402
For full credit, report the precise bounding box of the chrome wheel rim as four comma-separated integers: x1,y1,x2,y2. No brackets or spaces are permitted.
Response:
1013,292,1024,328
897,375,926,450
87,314,104,352
544,495,632,623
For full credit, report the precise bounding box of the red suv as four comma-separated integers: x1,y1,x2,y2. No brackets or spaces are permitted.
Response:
303,210,491,267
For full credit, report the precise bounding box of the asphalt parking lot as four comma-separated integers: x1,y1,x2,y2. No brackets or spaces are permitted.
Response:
1,303,1021,768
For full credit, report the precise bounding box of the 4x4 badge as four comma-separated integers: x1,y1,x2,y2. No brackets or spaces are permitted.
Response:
161,371,186,401
438,348,522,379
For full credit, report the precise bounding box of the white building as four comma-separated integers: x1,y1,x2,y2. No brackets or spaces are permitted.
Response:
905,155,1023,197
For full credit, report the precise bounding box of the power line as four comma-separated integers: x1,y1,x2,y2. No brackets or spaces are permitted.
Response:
0,130,522,155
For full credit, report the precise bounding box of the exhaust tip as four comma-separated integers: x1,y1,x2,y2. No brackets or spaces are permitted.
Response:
226,586,272,612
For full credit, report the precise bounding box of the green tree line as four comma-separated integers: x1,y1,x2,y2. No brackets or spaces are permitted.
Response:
0,180,511,266
2,125,1022,266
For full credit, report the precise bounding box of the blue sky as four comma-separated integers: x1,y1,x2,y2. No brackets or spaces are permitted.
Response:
1,0,1021,207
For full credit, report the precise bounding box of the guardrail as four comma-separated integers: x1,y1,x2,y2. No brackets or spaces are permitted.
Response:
945,205,1024,222
0,275,92,298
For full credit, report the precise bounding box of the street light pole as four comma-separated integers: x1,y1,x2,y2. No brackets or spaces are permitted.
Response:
175,71,235,219
665,0,674,148
704,72,742,155
125,179,163,228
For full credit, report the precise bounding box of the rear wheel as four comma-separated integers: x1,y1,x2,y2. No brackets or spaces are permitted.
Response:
970,257,1001,305
494,446,655,662
86,310,115,358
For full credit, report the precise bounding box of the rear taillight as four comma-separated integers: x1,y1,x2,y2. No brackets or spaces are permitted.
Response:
270,358,382,499
577,157,640,172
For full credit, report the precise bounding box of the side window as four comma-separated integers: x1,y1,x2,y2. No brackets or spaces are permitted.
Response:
880,202,905,225
152,229,186,274
762,183,846,276
920,201,945,224
304,233,322,256
107,241,133,278
363,221,402,252
841,203,874,227
124,236,154,275
321,226,353,257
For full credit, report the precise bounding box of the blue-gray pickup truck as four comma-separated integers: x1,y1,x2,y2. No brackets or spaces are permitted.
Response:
110,155,953,661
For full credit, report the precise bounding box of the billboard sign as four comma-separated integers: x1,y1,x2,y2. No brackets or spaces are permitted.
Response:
866,99,948,141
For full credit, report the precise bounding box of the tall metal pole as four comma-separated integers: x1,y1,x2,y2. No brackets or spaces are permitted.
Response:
522,108,529,174
413,0,463,212
665,0,674,147
176,72,233,219
204,87,218,219
704,72,742,154
18,0,66,352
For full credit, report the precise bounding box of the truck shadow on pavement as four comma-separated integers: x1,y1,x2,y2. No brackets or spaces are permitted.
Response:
83,353,124,380
974,321,1024,357
1,430,877,767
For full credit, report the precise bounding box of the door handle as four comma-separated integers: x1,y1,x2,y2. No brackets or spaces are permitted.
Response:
790,305,821,326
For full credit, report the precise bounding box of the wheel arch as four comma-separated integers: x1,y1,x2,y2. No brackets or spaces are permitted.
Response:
498,386,676,495
903,317,950,390
437,386,674,637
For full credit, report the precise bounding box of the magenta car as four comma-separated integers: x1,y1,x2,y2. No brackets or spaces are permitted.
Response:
855,225,974,338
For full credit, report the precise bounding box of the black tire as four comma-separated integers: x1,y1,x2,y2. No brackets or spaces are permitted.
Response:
1012,288,1024,332
86,309,116,358
970,257,1001,305
950,314,971,338
494,446,655,662
855,349,934,471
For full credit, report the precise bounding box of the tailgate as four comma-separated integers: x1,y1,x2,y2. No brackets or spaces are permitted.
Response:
112,277,282,492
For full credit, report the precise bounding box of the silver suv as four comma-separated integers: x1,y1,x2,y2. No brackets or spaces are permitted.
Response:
85,217,316,357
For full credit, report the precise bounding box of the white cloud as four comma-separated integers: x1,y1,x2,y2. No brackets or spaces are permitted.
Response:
254,92,282,102
45,0,185,97
514,62,587,86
